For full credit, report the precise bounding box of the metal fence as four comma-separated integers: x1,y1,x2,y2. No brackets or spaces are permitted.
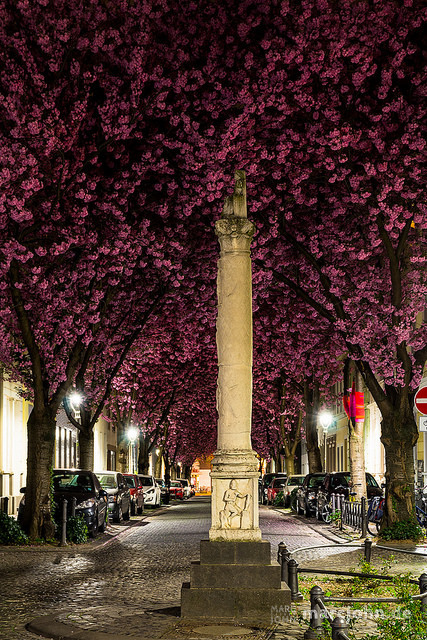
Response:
329,493,368,536
277,541,427,640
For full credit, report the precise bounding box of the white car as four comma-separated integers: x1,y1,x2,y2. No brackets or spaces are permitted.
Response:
137,474,161,507
283,474,306,507
179,479,192,499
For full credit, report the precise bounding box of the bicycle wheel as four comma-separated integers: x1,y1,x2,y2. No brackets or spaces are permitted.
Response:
416,506,427,529
321,503,332,523
367,517,381,536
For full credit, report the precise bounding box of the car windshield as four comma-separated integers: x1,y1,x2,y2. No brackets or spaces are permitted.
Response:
273,479,286,488
139,477,153,486
97,474,118,489
289,477,304,486
170,481,181,487
309,476,325,488
125,476,136,488
331,475,349,488
53,472,93,493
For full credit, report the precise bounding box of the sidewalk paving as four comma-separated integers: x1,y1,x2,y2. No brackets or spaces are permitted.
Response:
3,500,427,640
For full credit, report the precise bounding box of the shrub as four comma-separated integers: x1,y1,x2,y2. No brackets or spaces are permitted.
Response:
380,520,425,542
66,516,88,544
0,511,28,545
274,491,285,506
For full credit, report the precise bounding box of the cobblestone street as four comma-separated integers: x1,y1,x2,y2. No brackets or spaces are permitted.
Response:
1,497,426,640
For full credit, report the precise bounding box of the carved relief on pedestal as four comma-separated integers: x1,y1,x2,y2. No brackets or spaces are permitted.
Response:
219,479,252,529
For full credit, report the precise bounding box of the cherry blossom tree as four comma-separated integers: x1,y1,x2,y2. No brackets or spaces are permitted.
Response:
1,0,425,538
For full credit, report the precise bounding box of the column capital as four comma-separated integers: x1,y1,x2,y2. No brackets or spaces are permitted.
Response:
215,217,255,252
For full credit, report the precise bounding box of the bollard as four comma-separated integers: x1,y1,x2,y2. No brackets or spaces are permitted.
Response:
361,496,367,538
277,541,291,585
288,559,303,601
419,573,427,613
364,537,372,563
332,492,336,513
331,616,350,640
71,496,76,518
1,496,9,515
60,498,68,547
304,586,324,639
339,494,344,530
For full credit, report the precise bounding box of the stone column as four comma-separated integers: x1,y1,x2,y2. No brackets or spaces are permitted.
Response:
209,170,261,542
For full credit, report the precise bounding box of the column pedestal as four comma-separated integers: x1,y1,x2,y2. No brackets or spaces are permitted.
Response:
181,540,291,625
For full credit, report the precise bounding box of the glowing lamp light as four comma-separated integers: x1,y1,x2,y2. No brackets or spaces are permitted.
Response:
319,411,333,433
127,426,139,443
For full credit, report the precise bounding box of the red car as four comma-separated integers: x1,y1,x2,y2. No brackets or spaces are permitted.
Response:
169,480,184,500
123,473,145,515
266,477,287,505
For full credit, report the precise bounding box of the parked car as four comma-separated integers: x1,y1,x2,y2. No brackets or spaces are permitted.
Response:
155,478,170,504
261,472,287,505
179,479,192,499
123,473,145,515
266,476,288,505
315,472,383,521
283,474,306,507
95,471,131,523
295,472,327,517
169,479,184,500
19,469,108,538
137,474,161,507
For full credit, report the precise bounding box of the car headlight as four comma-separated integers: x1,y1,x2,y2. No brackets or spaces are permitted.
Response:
77,498,96,509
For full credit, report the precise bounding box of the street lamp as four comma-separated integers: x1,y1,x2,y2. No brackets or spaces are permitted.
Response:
69,391,83,420
319,411,333,472
127,426,139,474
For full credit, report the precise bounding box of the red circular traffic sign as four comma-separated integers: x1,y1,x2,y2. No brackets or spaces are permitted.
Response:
415,386,427,416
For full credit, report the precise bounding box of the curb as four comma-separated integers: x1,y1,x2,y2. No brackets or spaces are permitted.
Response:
27,615,131,640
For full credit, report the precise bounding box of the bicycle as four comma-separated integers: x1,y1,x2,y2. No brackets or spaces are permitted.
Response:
366,486,427,535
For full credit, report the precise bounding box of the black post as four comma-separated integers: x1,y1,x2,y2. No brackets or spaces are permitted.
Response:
277,541,290,584
339,494,344,530
288,559,303,601
361,496,367,538
60,498,68,547
1,496,9,514
71,497,76,518
419,573,427,613
331,616,350,640
304,586,324,639
364,537,372,563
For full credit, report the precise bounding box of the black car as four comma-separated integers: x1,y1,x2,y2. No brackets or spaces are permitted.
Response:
95,471,131,523
295,472,327,517
155,478,170,505
260,472,287,505
18,469,108,538
315,472,383,521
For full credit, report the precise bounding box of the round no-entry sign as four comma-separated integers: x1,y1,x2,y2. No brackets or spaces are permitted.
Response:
415,386,427,416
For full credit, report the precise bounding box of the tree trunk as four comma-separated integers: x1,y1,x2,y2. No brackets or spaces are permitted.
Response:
303,379,323,472
305,410,323,472
21,407,57,540
380,406,418,528
138,436,150,474
78,427,94,471
348,419,366,500
116,422,128,473
284,454,295,475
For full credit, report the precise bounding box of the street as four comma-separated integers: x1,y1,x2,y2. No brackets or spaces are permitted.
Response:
0,497,353,640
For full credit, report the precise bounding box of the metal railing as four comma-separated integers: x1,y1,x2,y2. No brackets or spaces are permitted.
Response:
328,493,367,536
277,541,427,640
